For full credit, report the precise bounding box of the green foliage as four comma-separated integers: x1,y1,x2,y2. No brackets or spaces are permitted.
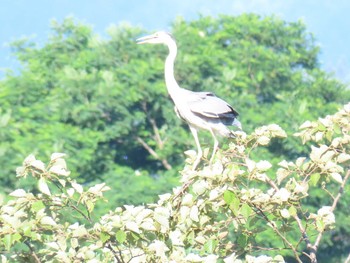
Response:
1,104,349,262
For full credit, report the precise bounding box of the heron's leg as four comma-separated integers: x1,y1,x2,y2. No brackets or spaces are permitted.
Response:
209,129,219,164
189,126,202,170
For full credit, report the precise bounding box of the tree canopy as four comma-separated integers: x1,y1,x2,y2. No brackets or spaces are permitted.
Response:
0,14,349,262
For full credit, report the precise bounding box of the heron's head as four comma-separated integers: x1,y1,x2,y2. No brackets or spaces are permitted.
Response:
136,31,175,45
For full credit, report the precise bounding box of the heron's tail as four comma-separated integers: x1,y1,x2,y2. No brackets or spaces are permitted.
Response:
232,118,242,130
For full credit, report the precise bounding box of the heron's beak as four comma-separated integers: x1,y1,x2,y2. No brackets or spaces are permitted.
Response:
136,34,155,44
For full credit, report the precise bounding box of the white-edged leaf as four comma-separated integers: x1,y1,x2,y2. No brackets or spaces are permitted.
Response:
50,153,66,161
38,177,51,196
190,205,199,222
9,189,26,198
337,153,350,163
246,159,256,172
257,136,270,145
256,160,272,171
125,221,140,233
72,182,83,194
330,173,343,184
140,221,156,231
41,216,56,226
24,154,36,165
299,120,313,129
280,208,290,219
31,160,45,171
49,165,70,176
67,188,75,197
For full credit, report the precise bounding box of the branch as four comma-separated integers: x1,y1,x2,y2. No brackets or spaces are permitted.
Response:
25,241,41,263
136,136,172,170
310,168,350,262
106,242,125,263
253,205,303,263
149,117,165,149
293,214,316,262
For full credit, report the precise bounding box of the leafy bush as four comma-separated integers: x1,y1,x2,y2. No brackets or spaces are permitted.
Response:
1,103,349,262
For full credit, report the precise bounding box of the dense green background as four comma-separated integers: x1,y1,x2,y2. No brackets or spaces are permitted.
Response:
0,14,349,261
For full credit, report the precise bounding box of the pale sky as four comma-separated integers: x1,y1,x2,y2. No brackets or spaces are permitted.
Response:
1,0,349,82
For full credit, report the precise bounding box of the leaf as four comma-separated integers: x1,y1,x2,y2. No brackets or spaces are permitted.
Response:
86,200,95,213
192,180,208,195
38,177,51,196
268,124,287,137
330,173,343,184
240,204,252,219
140,221,156,231
31,160,46,171
40,216,57,226
237,234,248,248
309,173,320,186
288,206,297,217
248,217,259,228
125,221,140,234
246,158,256,172
72,225,88,237
3,235,12,251
72,182,84,194
24,154,36,165
277,168,290,185
203,239,218,254
100,232,111,243
190,205,199,222
316,218,325,232
257,136,270,145
49,165,70,176
50,153,66,161
116,230,127,244
32,200,45,212
71,238,79,249
337,153,350,163
256,160,272,171
67,188,75,197
9,189,26,198
223,190,235,205
280,208,290,219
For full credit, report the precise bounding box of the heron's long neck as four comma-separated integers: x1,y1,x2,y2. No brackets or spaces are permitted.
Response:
164,40,180,98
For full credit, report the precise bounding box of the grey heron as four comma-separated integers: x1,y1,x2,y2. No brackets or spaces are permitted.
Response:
137,31,241,170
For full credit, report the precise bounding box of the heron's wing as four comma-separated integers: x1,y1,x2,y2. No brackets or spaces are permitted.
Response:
187,91,239,119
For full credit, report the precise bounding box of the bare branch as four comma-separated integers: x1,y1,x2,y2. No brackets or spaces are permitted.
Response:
149,117,165,149
136,136,172,170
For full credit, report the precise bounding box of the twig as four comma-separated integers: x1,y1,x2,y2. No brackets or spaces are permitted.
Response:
24,241,41,263
149,117,165,149
68,202,92,223
106,242,125,263
136,136,172,170
293,214,316,262
309,168,350,263
253,205,303,263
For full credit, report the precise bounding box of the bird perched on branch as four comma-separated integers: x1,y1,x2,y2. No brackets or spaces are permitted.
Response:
137,31,241,170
